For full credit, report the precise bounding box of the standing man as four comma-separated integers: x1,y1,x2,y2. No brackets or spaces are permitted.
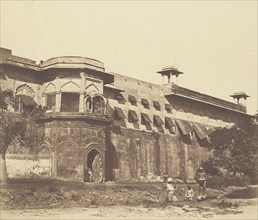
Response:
166,177,177,202
88,168,92,182
195,167,207,199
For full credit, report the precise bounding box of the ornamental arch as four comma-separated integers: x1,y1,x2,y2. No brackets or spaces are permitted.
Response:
37,142,52,177
83,143,105,183
56,141,81,181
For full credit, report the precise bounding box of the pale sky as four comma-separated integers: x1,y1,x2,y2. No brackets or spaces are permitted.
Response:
0,1,257,115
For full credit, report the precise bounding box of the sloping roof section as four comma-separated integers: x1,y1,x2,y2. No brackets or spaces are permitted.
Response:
141,113,152,123
192,123,208,140
18,95,37,106
128,110,139,121
129,95,137,103
153,115,164,125
165,117,175,127
175,119,192,135
114,107,126,119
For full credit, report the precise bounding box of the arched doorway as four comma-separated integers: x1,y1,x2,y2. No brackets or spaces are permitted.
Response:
84,149,103,182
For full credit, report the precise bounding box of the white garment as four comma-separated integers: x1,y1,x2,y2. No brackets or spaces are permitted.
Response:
166,183,175,192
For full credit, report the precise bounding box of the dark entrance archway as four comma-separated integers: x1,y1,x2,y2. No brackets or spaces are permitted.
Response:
84,148,103,182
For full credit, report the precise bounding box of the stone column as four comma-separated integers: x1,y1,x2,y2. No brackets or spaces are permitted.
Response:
55,77,61,112
55,92,61,112
79,72,86,112
80,72,86,89
51,150,57,179
102,131,106,182
79,91,84,112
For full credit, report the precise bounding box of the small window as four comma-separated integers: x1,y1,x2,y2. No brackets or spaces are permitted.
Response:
116,93,126,104
165,104,172,113
153,101,161,111
141,113,152,125
114,107,126,120
153,115,164,126
153,115,164,133
141,98,150,109
129,95,137,106
128,110,139,123
141,113,152,130
165,117,176,134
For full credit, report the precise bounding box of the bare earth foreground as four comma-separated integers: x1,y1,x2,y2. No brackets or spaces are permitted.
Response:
1,203,258,220
1,180,257,220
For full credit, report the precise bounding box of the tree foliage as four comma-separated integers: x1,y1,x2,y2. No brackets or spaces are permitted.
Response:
209,118,258,183
0,89,45,158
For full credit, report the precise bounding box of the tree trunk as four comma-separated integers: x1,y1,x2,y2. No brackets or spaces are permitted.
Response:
0,154,8,185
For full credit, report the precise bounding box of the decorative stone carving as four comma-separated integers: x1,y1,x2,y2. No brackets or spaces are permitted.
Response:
15,84,35,97
44,83,56,94
56,135,78,144
61,80,80,92
57,141,80,157
84,136,103,148
85,83,100,96
38,142,52,152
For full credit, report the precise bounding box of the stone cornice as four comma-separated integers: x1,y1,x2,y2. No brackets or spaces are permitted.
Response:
39,112,113,124
166,84,247,114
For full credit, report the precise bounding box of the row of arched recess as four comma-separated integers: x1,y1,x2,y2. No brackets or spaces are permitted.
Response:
13,83,107,114
85,95,106,114
6,142,103,182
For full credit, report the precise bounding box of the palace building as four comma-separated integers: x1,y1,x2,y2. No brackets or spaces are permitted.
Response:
0,47,250,182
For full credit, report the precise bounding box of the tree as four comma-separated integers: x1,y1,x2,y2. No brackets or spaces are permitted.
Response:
0,89,44,184
209,118,258,184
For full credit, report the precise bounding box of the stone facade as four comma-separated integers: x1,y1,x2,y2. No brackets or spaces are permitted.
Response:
0,47,250,182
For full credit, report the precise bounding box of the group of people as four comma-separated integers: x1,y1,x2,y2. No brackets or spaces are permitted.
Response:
166,166,207,202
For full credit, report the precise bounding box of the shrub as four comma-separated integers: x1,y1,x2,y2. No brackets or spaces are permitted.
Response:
206,175,249,189
201,159,220,176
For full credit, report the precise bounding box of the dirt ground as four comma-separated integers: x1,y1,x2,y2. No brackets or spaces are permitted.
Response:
0,179,257,219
